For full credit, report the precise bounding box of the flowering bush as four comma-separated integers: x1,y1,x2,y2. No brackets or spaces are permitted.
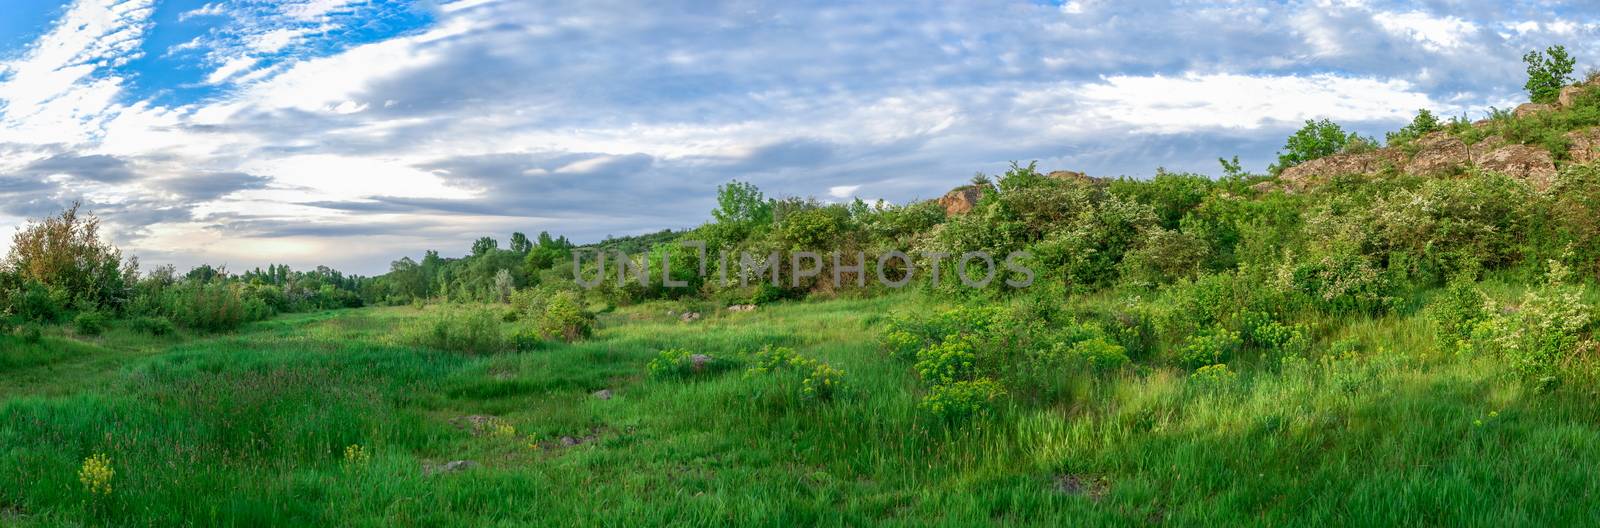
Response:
920,378,1006,419
79,453,114,496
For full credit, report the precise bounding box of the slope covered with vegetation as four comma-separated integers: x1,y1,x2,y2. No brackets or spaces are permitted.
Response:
5,50,1600,526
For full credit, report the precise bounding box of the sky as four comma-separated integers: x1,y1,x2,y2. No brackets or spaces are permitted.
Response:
0,0,1597,276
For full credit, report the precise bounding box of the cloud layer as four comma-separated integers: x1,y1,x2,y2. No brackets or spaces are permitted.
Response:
1,0,1597,274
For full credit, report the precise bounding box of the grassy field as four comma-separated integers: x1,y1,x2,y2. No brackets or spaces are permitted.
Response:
4,291,1600,526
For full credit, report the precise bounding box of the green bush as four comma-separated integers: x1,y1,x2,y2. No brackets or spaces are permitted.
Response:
72,311,110,336
1178,326,1242,369
13,280,66,323
1466,262,1592,387
747,345,845,401
1425,278,1487,354
914,335,981,384
920,378,1005,419
648,348,729,379
405,307,507,354
535,291,594,342
1189,364,1237,391
129,316,175,336
171,282,245,333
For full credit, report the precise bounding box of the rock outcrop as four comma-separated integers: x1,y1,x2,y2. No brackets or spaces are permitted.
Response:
1568,128,1600,164
1476,144,1558,190
1514,102,1554,118
1277,149,1403,192
1403,132,1471,175
938,186,983,215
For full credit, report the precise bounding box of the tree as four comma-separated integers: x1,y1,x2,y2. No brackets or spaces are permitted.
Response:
1524,45,1575,104
4,202,134,310
711,180,772,228
1385,109,1442,145
510,232,532,254
1269,119,1370,175
493,269,514,303
471,237,499,257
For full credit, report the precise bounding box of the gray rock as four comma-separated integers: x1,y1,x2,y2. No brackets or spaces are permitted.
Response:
592,389,613,400
679,311,701,322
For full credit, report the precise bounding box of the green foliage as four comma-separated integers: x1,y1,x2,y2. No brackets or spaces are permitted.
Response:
12,280,67,323
170,282,246,333
534,290,594,342
1188,363,1237,390
920,378,1005,419
1466,262,1592,387
1385,109,1442,145
747,345,845,401
1177,326,1242,369
1426,278,1488,354
405,307,507,354
914,334,982,385
1270,119,1373,175
1110,171,1213,230
72,311,110,336
648,348,729,379
128,316,175,336
1524,45,1575,104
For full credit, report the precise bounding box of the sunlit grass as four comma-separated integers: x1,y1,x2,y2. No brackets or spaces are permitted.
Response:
1,292,1598,525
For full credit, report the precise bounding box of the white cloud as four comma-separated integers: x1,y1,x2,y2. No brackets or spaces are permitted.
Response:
828,185,861,198
1375,11,1478,52
0,0,155,145
1069,73,1441,133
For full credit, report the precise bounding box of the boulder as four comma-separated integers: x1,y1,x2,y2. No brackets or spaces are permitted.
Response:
1477,144,1558,191
690,354,715,372
1403,131,1470,175
727,304,757,312
1276,149,1403,192
1514,102,1554,118
1559,84,1592,108
592,389,613,400
424,460,480,475
1567,128,1600,164
1047,170,1090,181
679,311,701,322
937,186,983,215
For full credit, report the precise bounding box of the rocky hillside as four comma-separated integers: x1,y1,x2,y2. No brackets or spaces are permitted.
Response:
1269,81,1600,193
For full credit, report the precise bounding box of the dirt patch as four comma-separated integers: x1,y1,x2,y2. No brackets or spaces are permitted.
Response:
1053,474,1109,501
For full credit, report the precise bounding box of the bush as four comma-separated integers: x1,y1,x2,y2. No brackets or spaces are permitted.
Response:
914,335,981,384
1466,262,1592,387
406,307,507,354
1270,119,1374,175
1189,364,1237,391
171,282,245,332
1524,45,1575,104
534,291,594,342
747,345,845,401
1177,326,1242,369
129,316,175,336
1425,278,1487,354
920,378,1005,419
648,348,729,379
72,311,110,336
13,280,67,323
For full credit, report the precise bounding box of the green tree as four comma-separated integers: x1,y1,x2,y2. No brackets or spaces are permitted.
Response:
1524,45,1575,104
509,232,532,254
1385,109,1442,145
1269,119,1370,175
471,237,499,257
711,180,772,229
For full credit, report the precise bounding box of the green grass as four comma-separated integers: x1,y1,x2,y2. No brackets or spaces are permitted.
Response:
3,294,1599,526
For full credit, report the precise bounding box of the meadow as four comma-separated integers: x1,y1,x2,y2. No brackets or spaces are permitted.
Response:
5,282,1600,526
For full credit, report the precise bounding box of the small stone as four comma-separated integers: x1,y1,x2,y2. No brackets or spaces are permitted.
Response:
560,436,579,447
727,304,757,312
592,389,613,400
679,311,701,322
690,354,714,371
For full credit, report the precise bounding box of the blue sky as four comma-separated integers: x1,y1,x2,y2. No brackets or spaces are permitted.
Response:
0,0,1597,275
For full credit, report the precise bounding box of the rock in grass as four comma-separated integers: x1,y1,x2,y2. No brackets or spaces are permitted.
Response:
1053,474,1108,501
690,354,714,372
424,460,480,476
727,304,757,312
679,312,701,322
592,389,613,400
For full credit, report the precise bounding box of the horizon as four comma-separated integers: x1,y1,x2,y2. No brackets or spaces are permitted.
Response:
2,0,1597,275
